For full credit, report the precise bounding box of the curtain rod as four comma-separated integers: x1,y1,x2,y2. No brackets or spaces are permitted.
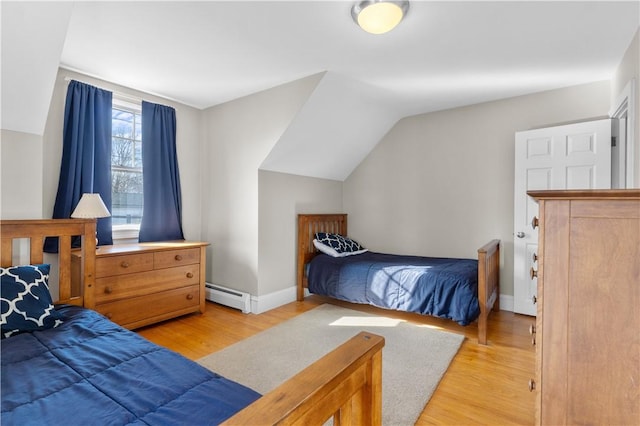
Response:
64,76,143,104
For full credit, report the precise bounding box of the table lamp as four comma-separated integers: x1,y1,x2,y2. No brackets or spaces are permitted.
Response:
71,193,111,244
71,193,111,219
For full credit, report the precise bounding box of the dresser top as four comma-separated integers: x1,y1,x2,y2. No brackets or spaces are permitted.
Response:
72,241,209,258
528,189,640,200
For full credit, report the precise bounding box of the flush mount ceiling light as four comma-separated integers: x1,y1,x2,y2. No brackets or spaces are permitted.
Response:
351,0,409,35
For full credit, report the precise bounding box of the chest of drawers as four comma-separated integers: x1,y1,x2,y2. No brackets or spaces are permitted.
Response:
72,241,209,329
528,189,639,425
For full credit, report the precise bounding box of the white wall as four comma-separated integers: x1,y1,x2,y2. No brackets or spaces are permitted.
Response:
41,69,204,240
258,170,342,296
343,81,611,298
611,28,639,188
201,74,322,295
0,130,43,218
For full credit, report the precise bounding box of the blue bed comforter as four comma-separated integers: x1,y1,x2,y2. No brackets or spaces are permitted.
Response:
308,252,480,325
1,306,260,426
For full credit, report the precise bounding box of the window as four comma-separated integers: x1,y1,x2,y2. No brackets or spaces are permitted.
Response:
111,102,143,235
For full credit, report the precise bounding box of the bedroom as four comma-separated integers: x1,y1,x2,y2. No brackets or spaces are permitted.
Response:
2,1,639,424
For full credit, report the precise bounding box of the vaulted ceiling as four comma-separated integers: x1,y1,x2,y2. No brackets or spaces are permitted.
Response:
2,1,638,180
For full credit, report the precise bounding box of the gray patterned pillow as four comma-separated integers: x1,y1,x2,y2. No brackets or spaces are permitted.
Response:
1,264,64,339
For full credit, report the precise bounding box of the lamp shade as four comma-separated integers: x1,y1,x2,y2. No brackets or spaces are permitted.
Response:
71,193,111,219
351,0,409,34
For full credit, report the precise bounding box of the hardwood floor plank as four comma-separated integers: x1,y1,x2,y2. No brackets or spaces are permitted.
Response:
137,296,535,425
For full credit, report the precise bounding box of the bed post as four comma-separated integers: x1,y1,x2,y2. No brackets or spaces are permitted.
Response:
297,215,308,301
477,239,500,345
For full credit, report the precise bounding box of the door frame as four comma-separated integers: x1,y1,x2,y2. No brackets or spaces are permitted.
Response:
609,78,636,188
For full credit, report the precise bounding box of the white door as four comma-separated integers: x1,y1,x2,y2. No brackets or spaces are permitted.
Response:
513,119,611,316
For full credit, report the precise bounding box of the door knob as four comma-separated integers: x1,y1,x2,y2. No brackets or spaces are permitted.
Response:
516,232,525,238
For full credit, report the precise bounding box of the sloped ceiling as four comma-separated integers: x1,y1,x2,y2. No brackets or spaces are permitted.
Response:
1,2,73,135
260,72,406,181
1,1,639,181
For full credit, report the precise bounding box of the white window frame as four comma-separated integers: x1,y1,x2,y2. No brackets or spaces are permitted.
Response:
111,98,143,243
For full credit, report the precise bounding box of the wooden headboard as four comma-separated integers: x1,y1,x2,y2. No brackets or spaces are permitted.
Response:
296,214,347,301
1,219,96,307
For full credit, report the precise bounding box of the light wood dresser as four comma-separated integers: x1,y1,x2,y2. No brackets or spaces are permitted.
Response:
528,189,639,425
72,241,209,329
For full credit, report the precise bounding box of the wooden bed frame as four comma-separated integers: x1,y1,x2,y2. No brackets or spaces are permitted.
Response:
1,219,385,425
296,214,500,345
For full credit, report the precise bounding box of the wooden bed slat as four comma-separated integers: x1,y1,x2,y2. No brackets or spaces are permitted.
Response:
296,214,500,345
1,238,12,267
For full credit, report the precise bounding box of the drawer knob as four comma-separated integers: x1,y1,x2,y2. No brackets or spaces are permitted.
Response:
532,295,537,304
531,216,539,229
530,267,538,280
120,261,129,268
105,286,113,294
175,255,182,261
532,253,538,263
529,324,536,335
528,379,536,392
186,293,194,300
532,336,536,346
186,272,194,278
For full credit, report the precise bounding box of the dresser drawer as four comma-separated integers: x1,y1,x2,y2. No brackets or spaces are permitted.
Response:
96,253,154,278
154,248,201,269
95,265,200,303
95,285,200,327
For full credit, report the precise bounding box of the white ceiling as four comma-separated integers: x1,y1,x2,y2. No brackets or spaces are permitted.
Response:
2,1,639,179
60,1,639,113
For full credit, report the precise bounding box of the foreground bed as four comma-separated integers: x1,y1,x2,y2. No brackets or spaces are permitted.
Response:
1,219,384,425
297,214,500,345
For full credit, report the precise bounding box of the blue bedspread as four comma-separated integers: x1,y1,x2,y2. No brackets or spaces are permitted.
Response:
308,252,480,325
1,306,260,426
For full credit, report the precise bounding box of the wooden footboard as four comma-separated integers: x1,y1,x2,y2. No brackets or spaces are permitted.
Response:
223,331,384,425
477,239,500,345
297,214,500,345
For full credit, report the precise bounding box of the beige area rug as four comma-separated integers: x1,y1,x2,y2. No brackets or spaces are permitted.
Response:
198,304,464,426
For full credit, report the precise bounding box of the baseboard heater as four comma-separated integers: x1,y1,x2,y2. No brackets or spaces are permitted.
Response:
205,283,251,314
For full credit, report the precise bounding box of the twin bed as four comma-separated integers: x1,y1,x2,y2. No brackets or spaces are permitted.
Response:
1,219,384,425
297,214,501,345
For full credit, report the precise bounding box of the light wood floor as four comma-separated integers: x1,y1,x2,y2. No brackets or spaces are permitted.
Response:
137,295,536,425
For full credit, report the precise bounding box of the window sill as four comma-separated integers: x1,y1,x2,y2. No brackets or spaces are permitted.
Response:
112,225,140,244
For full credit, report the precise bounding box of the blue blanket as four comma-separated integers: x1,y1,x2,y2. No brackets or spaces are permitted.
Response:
1,306,260,425
308,252,480,325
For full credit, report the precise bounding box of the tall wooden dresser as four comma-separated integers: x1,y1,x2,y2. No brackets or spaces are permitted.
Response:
527,190,639,425
72,241,209,329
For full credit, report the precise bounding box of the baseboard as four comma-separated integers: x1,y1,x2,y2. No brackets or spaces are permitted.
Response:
499,294,514,312
250,285,297,314
250,288,516,315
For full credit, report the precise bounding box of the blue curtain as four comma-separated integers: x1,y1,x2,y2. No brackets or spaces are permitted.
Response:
138,101,184,242
44,80,113,252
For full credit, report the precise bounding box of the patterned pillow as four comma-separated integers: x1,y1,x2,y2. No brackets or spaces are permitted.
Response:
313,233,367,257
1,264,64,339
